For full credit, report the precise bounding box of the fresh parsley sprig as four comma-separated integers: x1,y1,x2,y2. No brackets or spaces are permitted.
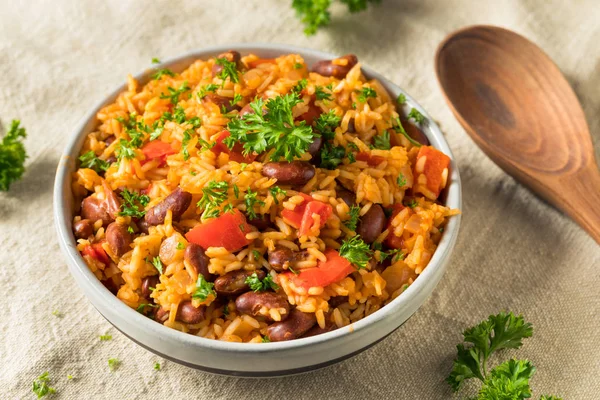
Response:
160,81,191,105
314,110,341,140
371,131,390,150
356,87,377,103
244,189,266,220
32,372,55,398
215,57,240,84
392,117,422,147
408,108,425,124
447,312,560,399
225,93,315,162
0,119,28,191
292,0,381,36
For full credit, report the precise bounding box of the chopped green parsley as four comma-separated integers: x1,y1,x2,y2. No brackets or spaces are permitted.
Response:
315,85,333,101
356,87,377,103
196,180,230,219
245,272,279,292
152,256,163,274
339,235,372,269
79,151,110,173
244,189,266,220
108,358,121,372
397,173,407,187
215,57,240,83
269,186,287,204
99,334,112,341
396,93,406,105
118,188,150,218
191,275,216,301
32,372,55,398
344,205,361,231
371,131,390,150
408,108,425,124
314,110,341,140
151,68,175,81
0,119,28,191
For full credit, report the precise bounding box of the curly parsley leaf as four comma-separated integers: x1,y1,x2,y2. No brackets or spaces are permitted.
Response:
314,109,341,140
196,180,229,219
108,358,121,372
397,173,407,187
356,87,377,103
344,205,360,231
215,57,240,84
292,0,331,35
0,120,28,191
32,372,56,398
192,275,216,301
408,108,425,124
225,93,315,162
159,81,191,105
152,68,175,81
315,85,333,101
396,93,406,105
320,143,346,170
152,256,163,274
245,272,279,292
447,312,534,393
371,131,390,150
339,235,372,269
197,84,219,99
477,359,535,400
79,151,110,173
244,189,265,220
118,188,150,218
269,186,287,204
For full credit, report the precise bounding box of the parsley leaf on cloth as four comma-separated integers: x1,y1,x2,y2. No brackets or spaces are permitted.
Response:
225,93,315,162
446,312,563,400
0,120,28,191
292,0,380,35
32,372,56,398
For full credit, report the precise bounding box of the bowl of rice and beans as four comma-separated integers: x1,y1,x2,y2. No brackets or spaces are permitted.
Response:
54,44,461,376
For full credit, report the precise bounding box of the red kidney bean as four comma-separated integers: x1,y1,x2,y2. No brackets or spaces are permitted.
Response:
311,54,358,78
136,218,150,234
307,136,323,162
214,270,266,296
106,222,133,257
212,50,242,77
105,136,116,146
141,276,159,298
347,118,356,133
203,93,241,113
356,204,386,243
145,187,192,226
336,187,356,206
267,247,308,272
81,184,121,226
247,214,274,231
261,161,315,186
176,301,206,324
73,219,94,239
267,309,317,342
328,295,349,308
102,278,119,295
302,319,337,338
184,243,212,281
155,307,170,323
235,292,290,322
402,118,430,145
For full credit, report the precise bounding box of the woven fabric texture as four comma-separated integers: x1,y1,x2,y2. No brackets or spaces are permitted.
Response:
1,0,598,398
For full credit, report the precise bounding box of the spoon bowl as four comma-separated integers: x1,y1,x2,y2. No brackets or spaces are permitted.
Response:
435,25,600,243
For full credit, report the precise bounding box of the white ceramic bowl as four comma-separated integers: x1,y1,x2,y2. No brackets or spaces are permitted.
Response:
54,44,461,377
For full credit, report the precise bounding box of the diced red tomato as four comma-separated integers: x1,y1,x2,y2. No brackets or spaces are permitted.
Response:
247,58,276,69
82,242,111,266
296,100,322,126
281,193,315,228
185,209,253,252
211,130,257,163
298,201,333,236
356,152,385,166
287,249,354,289
141,140,176,167
384,204,406,250
413,146,450,199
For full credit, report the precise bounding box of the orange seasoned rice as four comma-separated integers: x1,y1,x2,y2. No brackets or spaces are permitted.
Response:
71,51,459,343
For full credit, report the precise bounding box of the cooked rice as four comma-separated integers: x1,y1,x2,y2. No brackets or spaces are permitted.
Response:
71,52,459,343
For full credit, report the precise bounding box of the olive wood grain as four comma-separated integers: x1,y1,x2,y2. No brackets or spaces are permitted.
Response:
435,25,600,244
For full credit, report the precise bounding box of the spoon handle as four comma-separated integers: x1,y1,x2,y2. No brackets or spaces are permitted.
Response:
555,165,600,244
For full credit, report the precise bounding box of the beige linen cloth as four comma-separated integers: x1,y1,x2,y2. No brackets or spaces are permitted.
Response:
1,0,598,398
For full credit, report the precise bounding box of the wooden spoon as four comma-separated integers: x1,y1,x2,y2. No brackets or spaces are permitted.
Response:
435,25,600,244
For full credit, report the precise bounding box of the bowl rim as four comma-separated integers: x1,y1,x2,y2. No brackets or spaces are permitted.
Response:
54,43,462,354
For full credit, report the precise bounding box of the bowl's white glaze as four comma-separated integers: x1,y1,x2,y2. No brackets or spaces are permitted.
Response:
54,44,461,376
